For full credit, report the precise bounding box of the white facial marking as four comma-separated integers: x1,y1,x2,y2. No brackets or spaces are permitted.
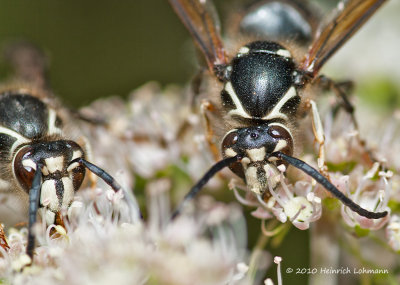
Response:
45,156,64,173
67,162,80,172
241,157,251,167
48,109,63,135
71,150,83,161
42,166,49,176
245,166,262,194
277,164,286,172
225,82,252,119
41,197,50,206
41,180,59,211
246,147,266,162
0,127,30,158
262,86,297,121
273,140,287,152
61,177,74,208
22,159,37,170
225,148,237,157
277,49,292,58
45,210,56,226
238,46,250,55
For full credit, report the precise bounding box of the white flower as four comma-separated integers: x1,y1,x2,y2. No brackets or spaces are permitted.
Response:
0,179,259,285
386,215,400,252
341,165,391,230
230,172,322,231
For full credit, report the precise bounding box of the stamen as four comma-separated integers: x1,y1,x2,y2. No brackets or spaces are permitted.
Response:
232,187,259,207
266,180,285,206
274,256,283,285
261,220,286,237
280,173,293,199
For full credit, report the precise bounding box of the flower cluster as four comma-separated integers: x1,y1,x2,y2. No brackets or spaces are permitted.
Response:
0,84,284,284
227,105,399,253
1,81,399,283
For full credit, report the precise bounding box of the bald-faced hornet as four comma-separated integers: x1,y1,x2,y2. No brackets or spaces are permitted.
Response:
0,88,128,261
169,0,389,220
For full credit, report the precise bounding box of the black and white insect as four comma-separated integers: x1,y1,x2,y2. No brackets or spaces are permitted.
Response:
0,88,126,260
169,0,389,219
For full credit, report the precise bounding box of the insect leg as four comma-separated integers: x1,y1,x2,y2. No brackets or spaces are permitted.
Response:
26,164,43,260
190,68,207,109
316,75,355,120
315,75,379,166
200,99,221,160
0,224,10,252
309,100,328,175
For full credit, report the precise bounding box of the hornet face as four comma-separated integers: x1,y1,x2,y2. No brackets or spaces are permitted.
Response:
0,90,130,260
13,140,86,225
222,123,293,195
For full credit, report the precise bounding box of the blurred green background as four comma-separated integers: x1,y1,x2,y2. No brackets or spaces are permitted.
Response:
0,0,192,106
